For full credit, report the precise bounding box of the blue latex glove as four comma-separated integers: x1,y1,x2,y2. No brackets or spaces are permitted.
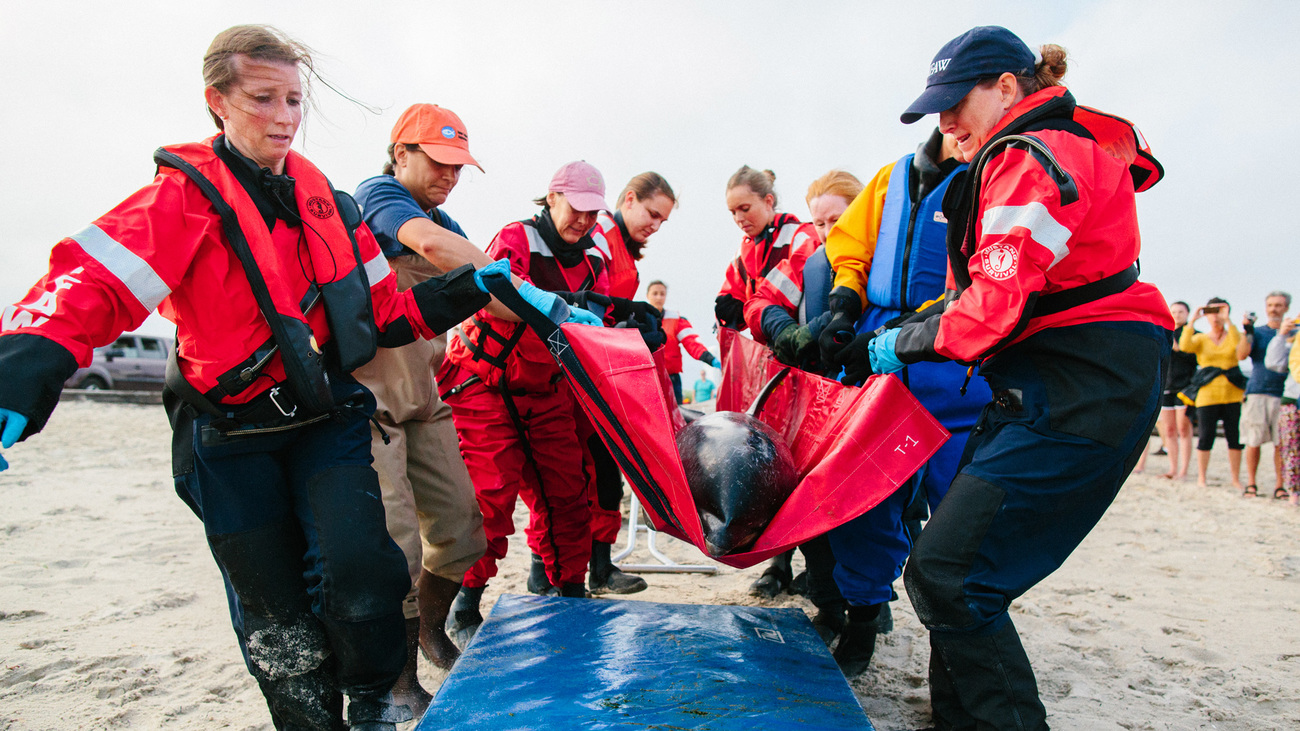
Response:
869,328,905,375
0,408,28,472
472,258,512,292
475,258,600,326
561,303,602,326
516,280,603,326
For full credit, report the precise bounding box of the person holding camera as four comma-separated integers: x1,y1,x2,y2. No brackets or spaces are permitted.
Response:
1235,291,1292,497
1181,298,1246,489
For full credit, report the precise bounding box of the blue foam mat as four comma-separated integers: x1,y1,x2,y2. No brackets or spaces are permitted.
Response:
417,594,874,730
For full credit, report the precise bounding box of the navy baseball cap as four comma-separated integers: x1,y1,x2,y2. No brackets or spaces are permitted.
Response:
901,26,1035,124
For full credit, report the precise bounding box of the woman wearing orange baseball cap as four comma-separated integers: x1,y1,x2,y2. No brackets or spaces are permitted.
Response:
350,103,501,710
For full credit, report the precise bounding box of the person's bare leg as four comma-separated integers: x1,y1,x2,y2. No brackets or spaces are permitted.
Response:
1134,436,1149,473
1197,449,1210,487
1228,448,1243,490
1275,446,1284,491
1157,410,1177,477
1245,445,1261,489
1177,410,1193,479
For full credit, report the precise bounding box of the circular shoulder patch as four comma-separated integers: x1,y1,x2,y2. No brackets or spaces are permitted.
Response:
981,243,1019,281
306,196,335,219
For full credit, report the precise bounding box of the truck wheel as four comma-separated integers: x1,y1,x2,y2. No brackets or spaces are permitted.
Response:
80,375,109,391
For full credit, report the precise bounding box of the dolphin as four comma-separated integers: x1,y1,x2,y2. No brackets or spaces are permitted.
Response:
676,368,798,557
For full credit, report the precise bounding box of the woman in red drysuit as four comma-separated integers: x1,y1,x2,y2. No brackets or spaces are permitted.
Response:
646,279,718,405
561,172,678,596
714,166,820,366
0,25,533,730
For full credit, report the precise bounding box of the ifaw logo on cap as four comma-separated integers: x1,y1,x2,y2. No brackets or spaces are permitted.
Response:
929,58,951,76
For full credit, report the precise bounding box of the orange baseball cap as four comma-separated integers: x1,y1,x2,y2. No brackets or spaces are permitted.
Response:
390,103,484,172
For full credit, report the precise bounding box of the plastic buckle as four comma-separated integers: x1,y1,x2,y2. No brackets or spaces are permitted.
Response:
269,386,297,418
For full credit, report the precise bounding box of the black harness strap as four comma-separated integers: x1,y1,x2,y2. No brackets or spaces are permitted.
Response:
1030,264,1140,318
460,317,528,371
478,272,684,536
154,148,334,416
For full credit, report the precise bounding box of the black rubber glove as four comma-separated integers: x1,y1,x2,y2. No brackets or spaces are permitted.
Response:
700,351,719,368
608,297,663,326
556,290,613,320
715,294,746,330
834,330,877,386
615,312,667,352
818,287,863,367
796,311,835,374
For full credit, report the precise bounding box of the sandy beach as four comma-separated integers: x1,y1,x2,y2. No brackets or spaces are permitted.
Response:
2,400,1298,730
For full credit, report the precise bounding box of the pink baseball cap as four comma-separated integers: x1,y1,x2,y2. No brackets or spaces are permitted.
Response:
548,160,610,212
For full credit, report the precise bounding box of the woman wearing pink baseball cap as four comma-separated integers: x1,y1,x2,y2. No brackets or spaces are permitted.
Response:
437,161,614,643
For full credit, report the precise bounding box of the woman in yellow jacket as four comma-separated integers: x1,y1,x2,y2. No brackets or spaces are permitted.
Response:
1180,298,1245,489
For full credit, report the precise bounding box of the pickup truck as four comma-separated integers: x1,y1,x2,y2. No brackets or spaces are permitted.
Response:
64,334,173,391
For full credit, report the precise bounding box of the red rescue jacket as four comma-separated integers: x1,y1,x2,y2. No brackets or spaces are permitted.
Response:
661,310,709,375
897,87,1172,364
0,136,436,405
717,212,818,341
591,211,641,301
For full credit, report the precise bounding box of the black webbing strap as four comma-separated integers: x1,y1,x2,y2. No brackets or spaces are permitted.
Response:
477,272,683,535
154,148,331,415
459,317,527,371
1030,264,1140,318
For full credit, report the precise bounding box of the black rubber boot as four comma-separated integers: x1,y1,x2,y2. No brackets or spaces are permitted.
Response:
928,620,1047,731
526,553,552,595
872,601,895,634
445,585,485,652
789,570,809,596
833,603,881,678
387,617,432,721
748,549,794,598
589,541,648,595
346,690,412,731
810,600,846,647
559,582,588,598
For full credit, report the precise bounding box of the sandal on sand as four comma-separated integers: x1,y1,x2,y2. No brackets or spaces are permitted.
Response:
1274,486,1290,500
1242,484,1258,497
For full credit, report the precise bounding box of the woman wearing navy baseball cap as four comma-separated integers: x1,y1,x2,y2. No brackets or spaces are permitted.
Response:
842,26,1173,728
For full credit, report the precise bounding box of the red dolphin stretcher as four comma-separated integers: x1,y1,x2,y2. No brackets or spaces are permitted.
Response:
479,273,949,569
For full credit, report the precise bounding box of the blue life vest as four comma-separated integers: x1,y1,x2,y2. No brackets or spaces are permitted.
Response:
856,154,987,430
864,155,963,317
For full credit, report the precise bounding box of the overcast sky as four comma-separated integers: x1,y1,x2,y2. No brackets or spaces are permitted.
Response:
3,1,1297,364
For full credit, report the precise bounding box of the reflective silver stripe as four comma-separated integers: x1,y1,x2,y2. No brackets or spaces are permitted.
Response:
772,222,800,249
523,224,552,257
663,309,680,319
70,224,170,311
363,252,393,288
678,326,698,339
981,203,1072,269
589,230,611,260
765,267,802,308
